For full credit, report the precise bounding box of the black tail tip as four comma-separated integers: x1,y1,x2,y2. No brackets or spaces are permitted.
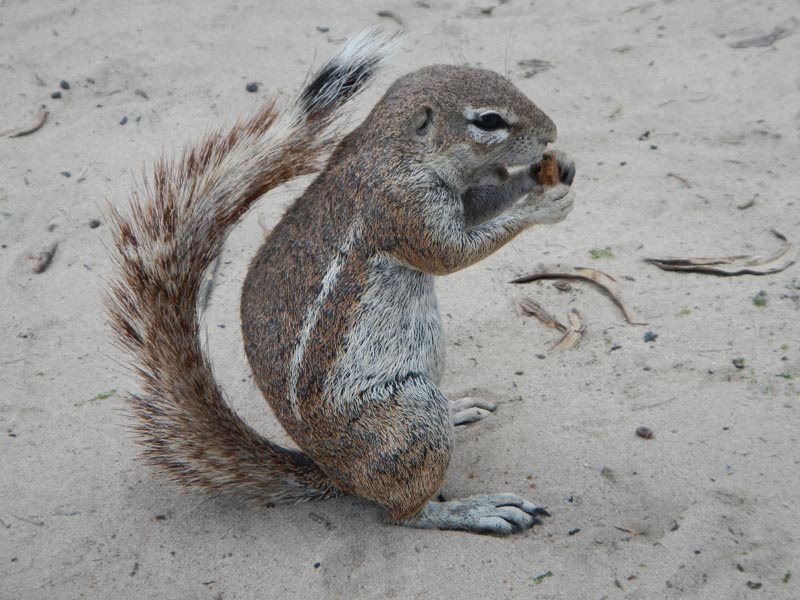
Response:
299,29,401,117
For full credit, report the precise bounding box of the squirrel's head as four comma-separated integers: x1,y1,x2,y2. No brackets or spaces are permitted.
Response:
371,64,557,188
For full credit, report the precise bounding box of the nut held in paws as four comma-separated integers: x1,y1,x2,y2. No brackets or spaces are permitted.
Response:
534,152,560,186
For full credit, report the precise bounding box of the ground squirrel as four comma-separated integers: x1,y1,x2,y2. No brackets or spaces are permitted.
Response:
107,31,575,535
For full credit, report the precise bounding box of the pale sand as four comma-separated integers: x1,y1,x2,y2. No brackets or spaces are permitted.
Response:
2,1,799,598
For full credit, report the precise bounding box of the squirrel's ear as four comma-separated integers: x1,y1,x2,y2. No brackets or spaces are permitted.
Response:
413,105,433,136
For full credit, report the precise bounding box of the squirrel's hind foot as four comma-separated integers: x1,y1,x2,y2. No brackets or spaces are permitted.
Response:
397,493,550,535
450,396,497,426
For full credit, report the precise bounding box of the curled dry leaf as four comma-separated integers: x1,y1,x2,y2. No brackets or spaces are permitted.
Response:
644,229,796,276
1,106,49,138
517,299,583,351
551,309,584,351
728,17,798,49
376,10,405,26
0,106,50,138
511,267,645,325
517,297,566,332
613,526,643,536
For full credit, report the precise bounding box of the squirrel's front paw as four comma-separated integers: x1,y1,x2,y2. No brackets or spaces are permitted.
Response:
524,184,574,225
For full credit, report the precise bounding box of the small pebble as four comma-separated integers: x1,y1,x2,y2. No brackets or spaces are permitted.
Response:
746,581,762,590
649,144,658,150
732,358,745,370
553,281,572,292
567,528,581,536
119,116,128,125
313,562,321,569
638,131,650,140
61,171,71,178
316,26,330,33
245,82,259,93
89,219,101,229
59,80,70,90
636,426,654,439
644,330,658,343
33,241,58,274
51,91,62,99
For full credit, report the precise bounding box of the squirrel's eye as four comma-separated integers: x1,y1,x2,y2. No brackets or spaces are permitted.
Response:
472,112,507,131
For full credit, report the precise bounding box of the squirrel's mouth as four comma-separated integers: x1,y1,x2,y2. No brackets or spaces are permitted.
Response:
503,159,545,180
484,163,536,182
494,148,549,178
466,150,549,185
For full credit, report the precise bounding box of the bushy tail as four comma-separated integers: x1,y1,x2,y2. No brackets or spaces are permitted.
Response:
106,31,397,502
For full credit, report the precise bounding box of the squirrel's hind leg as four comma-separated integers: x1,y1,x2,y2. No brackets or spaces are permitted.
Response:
364,383,547,536
314,374,454,518
321,376,547,535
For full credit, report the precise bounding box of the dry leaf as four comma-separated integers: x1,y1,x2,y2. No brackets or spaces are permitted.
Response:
511,268,645,325
1,107,49,138
644,229,796,276
517,297,566,332
551,309,584,351
613,526,643,536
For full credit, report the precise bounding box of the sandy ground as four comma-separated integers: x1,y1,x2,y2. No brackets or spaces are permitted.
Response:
2,0,799,598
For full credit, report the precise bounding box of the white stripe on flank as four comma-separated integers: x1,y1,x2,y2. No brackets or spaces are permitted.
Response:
287,223,360,420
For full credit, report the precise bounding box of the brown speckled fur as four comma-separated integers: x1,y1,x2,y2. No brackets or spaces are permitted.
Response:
241,65,567,518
